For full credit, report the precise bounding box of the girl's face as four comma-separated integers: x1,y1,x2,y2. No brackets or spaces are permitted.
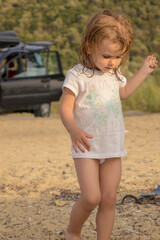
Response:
89,38,125,73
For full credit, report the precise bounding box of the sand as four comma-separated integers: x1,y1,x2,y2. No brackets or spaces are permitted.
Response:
0,113,160,240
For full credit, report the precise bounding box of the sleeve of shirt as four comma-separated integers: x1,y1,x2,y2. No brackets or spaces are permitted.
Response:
62,70,79,97
118,69,127,89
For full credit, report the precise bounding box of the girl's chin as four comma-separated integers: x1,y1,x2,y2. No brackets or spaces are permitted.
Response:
103,67,112,72
95,66,112,73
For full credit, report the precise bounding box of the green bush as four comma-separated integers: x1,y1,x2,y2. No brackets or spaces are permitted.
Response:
1,0,160,113
122,80,160,112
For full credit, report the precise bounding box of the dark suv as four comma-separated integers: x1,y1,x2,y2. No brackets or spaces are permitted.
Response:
0,31,64,117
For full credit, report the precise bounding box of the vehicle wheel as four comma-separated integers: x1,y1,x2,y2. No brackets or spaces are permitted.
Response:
34,103,51,117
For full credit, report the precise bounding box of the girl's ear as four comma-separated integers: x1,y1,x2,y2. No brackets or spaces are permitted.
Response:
87,47,91,54
86,42,92,54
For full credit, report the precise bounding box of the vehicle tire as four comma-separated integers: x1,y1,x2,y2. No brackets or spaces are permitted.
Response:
34,103,51,117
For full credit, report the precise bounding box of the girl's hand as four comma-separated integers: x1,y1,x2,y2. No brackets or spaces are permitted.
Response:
140,55,158,76
69,125,93,153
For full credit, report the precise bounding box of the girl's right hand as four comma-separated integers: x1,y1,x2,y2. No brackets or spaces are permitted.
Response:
69,125,93,153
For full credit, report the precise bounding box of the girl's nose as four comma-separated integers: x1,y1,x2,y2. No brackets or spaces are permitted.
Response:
108,58,115,66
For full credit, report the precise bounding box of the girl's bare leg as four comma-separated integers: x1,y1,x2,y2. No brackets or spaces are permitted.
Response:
65,158,100,240
96,157,122,240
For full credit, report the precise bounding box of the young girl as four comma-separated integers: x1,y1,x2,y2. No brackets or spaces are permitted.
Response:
60,9,158,240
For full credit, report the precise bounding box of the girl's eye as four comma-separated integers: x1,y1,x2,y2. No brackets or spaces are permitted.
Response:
103,55,122,59
103,56,110,59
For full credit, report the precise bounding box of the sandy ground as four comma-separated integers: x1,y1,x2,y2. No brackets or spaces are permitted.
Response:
0,112,160,240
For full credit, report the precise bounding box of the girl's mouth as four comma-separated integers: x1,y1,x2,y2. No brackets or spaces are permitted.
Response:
105,66,113,70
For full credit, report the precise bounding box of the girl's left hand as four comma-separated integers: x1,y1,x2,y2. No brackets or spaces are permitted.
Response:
141,55,158,75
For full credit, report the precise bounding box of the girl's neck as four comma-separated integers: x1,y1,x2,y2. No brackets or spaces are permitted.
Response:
82,61,101,72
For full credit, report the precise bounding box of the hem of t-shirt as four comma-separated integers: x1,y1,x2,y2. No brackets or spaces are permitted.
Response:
72,150,127,159
62,83,78,97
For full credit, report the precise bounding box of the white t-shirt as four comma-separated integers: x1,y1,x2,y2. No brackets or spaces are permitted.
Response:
63,64,127,159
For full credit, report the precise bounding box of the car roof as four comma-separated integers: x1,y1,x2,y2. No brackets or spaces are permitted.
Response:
0,31,20,48
0,41,54,62
25,41,54,47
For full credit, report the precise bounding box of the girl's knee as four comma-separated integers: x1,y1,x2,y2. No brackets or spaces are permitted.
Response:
101,191,117,208
82,193,101,211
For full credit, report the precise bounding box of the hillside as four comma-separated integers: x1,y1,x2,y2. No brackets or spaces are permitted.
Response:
0,0,160,111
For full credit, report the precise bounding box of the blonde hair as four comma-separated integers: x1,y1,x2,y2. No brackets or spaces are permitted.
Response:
78,9,133,78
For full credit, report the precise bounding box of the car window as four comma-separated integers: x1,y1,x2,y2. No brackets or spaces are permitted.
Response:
47,51,60,75
14,51,47,78
0,50,61,80
0,54,20,79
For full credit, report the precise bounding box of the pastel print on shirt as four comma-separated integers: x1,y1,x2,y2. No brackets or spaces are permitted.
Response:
87,88,121,124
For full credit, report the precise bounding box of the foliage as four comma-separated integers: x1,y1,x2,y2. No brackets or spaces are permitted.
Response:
0,0,160,112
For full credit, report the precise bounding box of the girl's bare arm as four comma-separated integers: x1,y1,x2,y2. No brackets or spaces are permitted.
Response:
120,55,158,100
60,87,93,153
